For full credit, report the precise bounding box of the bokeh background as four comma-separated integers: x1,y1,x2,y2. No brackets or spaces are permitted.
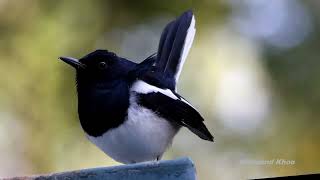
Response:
0,0,319,179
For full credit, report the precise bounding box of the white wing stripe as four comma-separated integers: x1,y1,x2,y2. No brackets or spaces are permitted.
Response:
131,80,178,100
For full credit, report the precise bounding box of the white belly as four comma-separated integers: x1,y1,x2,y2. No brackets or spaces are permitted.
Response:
87,96,179,164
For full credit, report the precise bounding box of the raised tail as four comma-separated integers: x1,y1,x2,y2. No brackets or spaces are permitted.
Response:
156,10,196,85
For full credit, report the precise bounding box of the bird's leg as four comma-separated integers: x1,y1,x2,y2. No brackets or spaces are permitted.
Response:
156,155,161,161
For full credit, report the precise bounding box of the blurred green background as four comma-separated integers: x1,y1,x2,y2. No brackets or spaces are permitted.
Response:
0,0,319,179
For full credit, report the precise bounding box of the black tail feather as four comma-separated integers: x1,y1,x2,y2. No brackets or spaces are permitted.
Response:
156,10,194,81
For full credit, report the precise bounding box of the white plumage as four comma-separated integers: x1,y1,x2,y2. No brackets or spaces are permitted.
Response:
87,81,179,164
131,80,178,99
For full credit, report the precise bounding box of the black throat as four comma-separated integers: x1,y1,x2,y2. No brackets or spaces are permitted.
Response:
77,79,130,137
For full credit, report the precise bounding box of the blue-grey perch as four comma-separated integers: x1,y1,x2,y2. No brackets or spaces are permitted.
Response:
3,157,196,180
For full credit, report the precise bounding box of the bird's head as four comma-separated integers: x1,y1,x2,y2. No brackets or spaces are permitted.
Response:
60,50,134,88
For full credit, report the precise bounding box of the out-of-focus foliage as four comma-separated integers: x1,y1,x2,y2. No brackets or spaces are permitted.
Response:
0,0,319,179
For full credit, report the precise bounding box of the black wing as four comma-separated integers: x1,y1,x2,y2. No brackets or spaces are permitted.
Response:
136,89,213,141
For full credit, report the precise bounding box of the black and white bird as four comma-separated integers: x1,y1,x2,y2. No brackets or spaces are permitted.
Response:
59,10,213,164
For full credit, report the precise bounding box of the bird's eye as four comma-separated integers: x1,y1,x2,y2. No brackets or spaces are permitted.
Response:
98,61,107,69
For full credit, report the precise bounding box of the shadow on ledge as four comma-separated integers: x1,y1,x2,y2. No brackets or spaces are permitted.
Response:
4,157,196,180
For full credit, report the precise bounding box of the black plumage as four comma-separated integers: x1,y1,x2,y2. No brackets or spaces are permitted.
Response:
137,92,213,141
59,10,213,164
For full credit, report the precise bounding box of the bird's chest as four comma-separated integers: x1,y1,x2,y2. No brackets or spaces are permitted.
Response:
87,94,179,163
77,82,130,137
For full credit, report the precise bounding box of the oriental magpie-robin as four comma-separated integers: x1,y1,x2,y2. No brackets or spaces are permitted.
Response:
59,10,213,164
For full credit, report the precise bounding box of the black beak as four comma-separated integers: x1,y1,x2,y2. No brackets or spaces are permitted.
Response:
59,56,86,69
